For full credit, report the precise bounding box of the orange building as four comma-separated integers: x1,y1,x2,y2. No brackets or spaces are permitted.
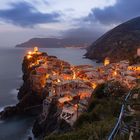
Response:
128,65,140,71
104,57,110,66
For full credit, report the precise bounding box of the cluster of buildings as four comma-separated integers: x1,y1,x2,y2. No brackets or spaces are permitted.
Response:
101,60,139,89
26,47,140,126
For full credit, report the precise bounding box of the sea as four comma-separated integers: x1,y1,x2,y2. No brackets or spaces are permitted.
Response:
0,47,100,140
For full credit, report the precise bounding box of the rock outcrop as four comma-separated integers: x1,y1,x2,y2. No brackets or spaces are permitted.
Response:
0,52,46,120
0,50,71,138
32,98,71,138
85,17,140,63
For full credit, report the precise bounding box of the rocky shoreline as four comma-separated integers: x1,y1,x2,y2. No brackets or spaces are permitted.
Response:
0,54,43,120
0,49,72,139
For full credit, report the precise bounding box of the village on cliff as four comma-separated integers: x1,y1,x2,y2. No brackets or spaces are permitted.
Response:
26,47,140,126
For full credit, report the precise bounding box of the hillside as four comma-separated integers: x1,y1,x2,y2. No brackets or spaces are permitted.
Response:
16,37,93,48
85,17,140,63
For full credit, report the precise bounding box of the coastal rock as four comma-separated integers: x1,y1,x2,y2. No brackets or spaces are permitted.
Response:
0,106,17,120
0,52,47,120
0,92,43,120
17,81,30,100
32,98,72,138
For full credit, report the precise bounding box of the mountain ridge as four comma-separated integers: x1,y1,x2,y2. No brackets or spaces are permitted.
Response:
16,37,94,48
85,16,140,62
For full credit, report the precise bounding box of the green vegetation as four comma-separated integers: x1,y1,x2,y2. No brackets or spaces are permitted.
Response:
45,119,116,140
129,87,140,140
129,56,140,65
45,82,125,140
115,134,129,140
114,87,140,140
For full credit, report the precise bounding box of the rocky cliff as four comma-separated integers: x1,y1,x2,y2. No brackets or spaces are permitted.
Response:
0,50,71,139
85,17,140,63
0,53,46,119
32,98,71,138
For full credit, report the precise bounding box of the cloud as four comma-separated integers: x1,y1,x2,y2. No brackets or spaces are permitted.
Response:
86,0,140,25
0,1,60,27
64,27,100,39
62,21,108,43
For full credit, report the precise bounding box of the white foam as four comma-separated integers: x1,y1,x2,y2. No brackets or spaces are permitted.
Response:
0,107,4,124
0,104,15,112
23,126,35,140
9,89,19,102
18,74,22,79
10,89,18,95
0,107,4,112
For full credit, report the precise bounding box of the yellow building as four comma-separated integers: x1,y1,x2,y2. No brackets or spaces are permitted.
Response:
104,57,110,66
34,46,39,52
128,65,140,71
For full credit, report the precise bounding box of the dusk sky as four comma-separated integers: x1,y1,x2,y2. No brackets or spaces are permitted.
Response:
0,0,139,47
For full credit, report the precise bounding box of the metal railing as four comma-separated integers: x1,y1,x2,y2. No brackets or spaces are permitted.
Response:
108,91,132,140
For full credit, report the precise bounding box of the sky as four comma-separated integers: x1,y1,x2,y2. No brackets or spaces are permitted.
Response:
0,0,139,47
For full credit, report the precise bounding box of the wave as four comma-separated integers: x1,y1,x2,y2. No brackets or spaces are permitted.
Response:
0,104,14,124
0,106,4,112
10,89,19,102
0,104,15,112
17,74,22,79
0,107,4,124
10,89,18,95
23,126,35,140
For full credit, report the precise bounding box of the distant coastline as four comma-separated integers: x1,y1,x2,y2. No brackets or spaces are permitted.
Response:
16,37,93,49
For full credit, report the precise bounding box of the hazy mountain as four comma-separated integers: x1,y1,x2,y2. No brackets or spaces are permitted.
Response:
16,37,93,48
85,17,140,62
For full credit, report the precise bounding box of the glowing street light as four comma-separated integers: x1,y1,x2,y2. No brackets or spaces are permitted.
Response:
34,47,39,52
27,55,32,59
28,51,32,55
104,57,110,66
113,71,117,76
